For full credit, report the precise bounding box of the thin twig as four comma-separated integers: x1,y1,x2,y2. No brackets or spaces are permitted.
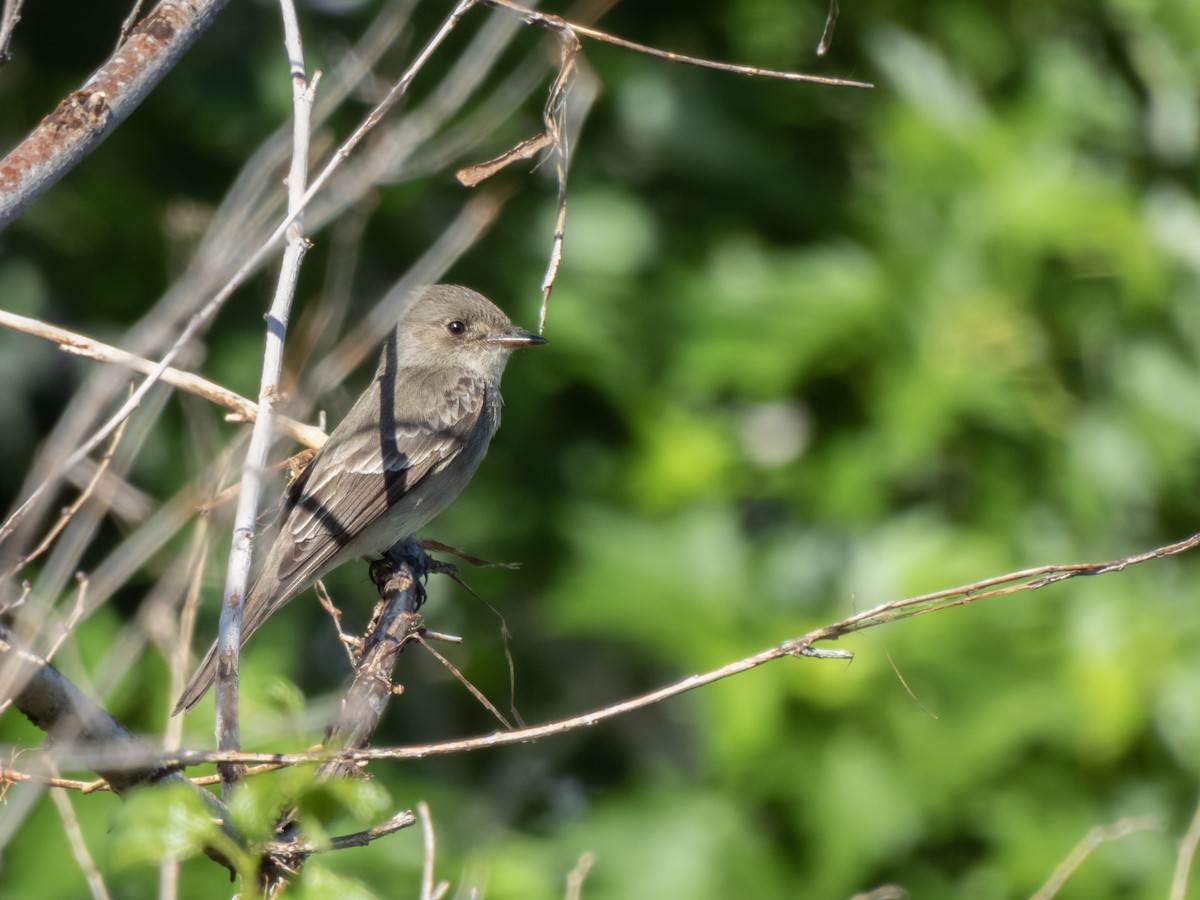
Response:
0,766,111,793
0,309,325,449
537,27,579,329
165,519,212,743
196,449,315,515
417,634,512,729
479,0,873,88
261,809,416,856
0,0,24,67
40,574,90,663
565,851,596,900
47,762,111,900
315,579,357,666
1171,792,1200,900
116,0,147,49
0,760,289,794
419,801,436,900
1032,816,1163,900
15,415,132,574
817,0,840,57
136,528,1200,771
456,132,552,186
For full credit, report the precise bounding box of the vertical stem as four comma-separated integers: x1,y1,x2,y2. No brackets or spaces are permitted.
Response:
214,0,315,796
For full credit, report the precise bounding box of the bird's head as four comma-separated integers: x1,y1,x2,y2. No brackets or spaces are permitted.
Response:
393,284,546,378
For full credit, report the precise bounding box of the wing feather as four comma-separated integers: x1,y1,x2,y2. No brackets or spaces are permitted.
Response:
266,367,488,591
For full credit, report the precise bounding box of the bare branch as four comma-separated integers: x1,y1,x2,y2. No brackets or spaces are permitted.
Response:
417,634,512,729
537,27,580,328
418,801,436,900
128,527,1198,772
262,809,416,857
321,537,429,774
213,0,318,798
0,310,326,449
1032,816,1163,900
14,417,131,575
479,0,874,88
565,851,596,900
456,132,553,186
0,0,24,68
1171,793,1200,900
0,0,235,227
265,538,428,889
0,766,111,793
47,762,111,900
817,0,840,57
0,633,238,875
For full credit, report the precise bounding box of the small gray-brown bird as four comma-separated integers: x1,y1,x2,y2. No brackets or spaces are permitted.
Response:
175,285,545,713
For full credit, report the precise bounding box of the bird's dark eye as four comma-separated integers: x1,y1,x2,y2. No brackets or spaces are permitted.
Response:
446,320,466,336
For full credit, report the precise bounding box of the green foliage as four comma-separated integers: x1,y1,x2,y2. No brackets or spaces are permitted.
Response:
112,783,243,872
229,767,392,849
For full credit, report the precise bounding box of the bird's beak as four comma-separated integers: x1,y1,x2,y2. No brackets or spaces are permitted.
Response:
487,328,547,349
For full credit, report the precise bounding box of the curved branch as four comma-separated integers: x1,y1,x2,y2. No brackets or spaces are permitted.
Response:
133,526,1199,771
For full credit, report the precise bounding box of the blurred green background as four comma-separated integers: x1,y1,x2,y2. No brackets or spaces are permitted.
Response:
2,0,1200,897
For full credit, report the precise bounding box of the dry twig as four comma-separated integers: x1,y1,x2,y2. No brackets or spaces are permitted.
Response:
0,310,325,449
1032,816,1163,900
1171,793,1200,900
479,0,872,88
47,528,1195,774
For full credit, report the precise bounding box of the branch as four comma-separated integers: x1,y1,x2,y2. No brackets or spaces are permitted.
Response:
0,0,24,68
1171,792,1200,900
213,0,317,797
0,0,481,557
47,760,111,900
0,632,239,875
479,0,874,89
320,536,430,772
0,0,234,228
262,809,416,857
60,528,1197,773
1032,816,1163,900
265,537,428,888
0,310,326,450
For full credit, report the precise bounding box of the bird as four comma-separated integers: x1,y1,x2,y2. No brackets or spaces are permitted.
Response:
174,285,546,713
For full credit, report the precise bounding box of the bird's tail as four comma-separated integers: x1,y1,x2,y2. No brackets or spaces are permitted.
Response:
173,641,219,715
172,570,290,715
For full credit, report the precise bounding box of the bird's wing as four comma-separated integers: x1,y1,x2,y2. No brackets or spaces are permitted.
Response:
266,368,489,592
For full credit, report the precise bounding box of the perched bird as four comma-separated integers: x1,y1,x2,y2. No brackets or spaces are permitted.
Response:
175,285,545,713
